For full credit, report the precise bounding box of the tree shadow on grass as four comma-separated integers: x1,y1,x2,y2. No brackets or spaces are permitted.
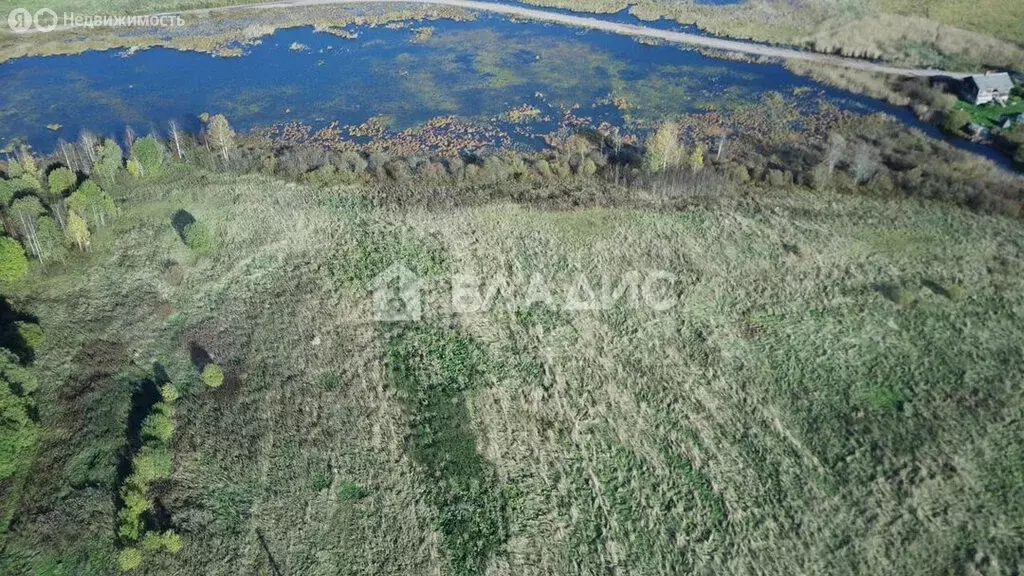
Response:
171,209,196,242
922,279,951,298
872,282,903,305
0,297,39,364
112,374,161,522
189,342,212,372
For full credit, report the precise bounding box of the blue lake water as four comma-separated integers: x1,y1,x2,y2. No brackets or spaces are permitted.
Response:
0,13,1011,168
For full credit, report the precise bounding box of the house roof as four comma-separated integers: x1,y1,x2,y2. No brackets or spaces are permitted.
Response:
967,73,1014,92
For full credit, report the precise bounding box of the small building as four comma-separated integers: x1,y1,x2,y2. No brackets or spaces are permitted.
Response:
961,72,1015,105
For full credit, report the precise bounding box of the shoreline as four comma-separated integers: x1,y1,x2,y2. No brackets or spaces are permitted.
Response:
1,4,1019,171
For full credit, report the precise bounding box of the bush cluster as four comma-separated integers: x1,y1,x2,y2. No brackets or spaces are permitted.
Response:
202,363,224,388
117,381,183,571
183,222,214,255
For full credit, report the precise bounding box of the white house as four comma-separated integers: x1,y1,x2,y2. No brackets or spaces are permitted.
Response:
961,72,1015,105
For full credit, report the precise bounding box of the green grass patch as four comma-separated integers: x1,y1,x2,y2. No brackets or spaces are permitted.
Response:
955,94,1024,128
336,482,368,502
387,325,508,576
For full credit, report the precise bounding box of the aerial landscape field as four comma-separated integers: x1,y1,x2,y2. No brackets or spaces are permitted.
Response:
0,0,1022,575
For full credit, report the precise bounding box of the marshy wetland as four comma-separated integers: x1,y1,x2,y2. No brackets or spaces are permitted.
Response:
0,11,1013,167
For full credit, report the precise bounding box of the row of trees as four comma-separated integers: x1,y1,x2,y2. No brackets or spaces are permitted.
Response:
117,380,184,572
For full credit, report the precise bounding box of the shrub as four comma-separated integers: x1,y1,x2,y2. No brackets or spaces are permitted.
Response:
16,321,43,352
339,151,367,173
160,383,179,403
0,237,29,284
0,348,37,394
944,109,972,135
142,530,183,554
302,164,350,187
898,288,917,309
767,169,792,187
47,167,77,196
164,531,183,554
130,446,172,484
117,548,143,572
384,160,412,182
532,159,552,178
578,158,598,176
203,364,224,388
337,482,368,502
317,373,341,391
118,484,150,541
729,164,751,183
183,222,213,255
312,472,331,491
141,410,175,444
948,285,968,301
0,382,37,479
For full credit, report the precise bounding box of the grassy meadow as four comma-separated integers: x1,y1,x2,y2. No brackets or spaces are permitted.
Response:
2,160,1023,574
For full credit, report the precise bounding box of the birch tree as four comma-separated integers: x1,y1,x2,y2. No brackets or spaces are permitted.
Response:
643,121,684,174
826,132,847,176
168,121,185,160
66,211,90,251
207,115,236,162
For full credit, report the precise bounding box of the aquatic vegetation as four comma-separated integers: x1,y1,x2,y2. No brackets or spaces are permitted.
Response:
0,16,1012,167
348,115,395,139
0,4,478,64
314,25,360,39
410,27,436,43
497,104,546,124
261,115,512,156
